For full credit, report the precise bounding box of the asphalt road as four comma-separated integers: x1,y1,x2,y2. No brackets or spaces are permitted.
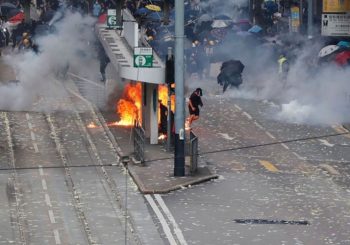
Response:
157,93,350,245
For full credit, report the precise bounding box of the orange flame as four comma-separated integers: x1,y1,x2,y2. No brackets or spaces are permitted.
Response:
115,83,142,126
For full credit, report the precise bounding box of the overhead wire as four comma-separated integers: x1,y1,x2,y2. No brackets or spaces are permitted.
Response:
1,130,349,171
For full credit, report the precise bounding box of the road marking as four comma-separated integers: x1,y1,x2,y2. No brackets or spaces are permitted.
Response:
45,194,52,207
234,104,242,111
254,121,264,130
319,164,340,175
281,143,289,149
218,133,234,140
39,166,44,176
33,142,39,153
25,113,30,120
293,152,304,160
28,122,33,130
42,179,47,190
242,111,252,120
53,229,61,244
265,131,276,139
30,131,36,141
318,139,335,147
154,194,188,245
259,160,279,172
48,210,56,223
145,195,177,245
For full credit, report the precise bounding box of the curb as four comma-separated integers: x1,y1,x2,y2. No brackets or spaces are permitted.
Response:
128,166,219,194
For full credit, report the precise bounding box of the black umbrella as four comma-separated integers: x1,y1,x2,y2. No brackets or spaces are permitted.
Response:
220,59,244,74
0,2,18,19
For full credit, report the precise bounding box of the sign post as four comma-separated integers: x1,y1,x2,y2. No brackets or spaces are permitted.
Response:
133,47,153,68
322,13,350,36
107,9,122,29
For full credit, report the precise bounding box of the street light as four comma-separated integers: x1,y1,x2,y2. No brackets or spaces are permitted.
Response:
121,155,130,245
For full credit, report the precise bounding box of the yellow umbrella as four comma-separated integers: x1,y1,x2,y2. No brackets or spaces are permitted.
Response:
145,4,161,12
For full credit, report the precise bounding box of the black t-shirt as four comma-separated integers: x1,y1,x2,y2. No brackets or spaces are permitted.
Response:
189,92,203,108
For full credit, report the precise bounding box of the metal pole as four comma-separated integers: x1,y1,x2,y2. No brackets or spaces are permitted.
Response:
307,0,313,38
167,47,172,151
116,0,124,29
167,84,172,151
174,0,185,176
125,162,128,245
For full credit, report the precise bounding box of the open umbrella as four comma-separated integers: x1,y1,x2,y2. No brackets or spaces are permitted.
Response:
337,41,350,48
145,4,161,12
144,11,163,21
0,3,20,20
213,14,231,20
134,7,150,16
197,14,212,23
248,25,262,33
334,50,350,66
211,20,229,28
318,45,340,58
8,11,24,23
98,13,107,24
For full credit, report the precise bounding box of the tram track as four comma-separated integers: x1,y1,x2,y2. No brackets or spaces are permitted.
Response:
1,111,27,245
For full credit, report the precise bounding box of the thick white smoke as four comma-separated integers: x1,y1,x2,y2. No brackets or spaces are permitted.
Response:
0,10,98,112
227,37,350,125
191,0,350,125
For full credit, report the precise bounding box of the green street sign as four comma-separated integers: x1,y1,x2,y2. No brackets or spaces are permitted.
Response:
134,47,153,68
107,9,117,28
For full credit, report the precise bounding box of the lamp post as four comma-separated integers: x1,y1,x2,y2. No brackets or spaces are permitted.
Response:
174,0,185,177
121,155,130,245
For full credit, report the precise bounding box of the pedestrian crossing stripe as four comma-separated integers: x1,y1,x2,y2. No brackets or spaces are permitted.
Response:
259,160,279,172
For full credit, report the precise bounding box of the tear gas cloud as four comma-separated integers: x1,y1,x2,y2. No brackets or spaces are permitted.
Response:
221,35,350,125
193,1,350,125
0,9,98,112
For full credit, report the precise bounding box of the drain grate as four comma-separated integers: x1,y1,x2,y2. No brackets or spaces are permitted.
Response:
234,219,310,225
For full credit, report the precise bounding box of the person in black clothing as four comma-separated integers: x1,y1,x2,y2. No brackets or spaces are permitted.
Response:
96,41,110,81
187,88,203,128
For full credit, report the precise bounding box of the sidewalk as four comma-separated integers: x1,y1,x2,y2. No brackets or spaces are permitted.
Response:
101,111,218,194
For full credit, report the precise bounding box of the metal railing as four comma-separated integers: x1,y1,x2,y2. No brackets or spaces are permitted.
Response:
133,120,145,164
189,131,198,175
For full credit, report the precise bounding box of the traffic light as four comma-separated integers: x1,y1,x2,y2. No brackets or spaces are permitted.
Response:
165,54,174,85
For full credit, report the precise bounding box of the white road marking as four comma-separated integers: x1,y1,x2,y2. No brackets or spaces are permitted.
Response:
281,143,289,150
39,166,44,176
319,164,340,175
265,131,276,139
28,122,33,130
234,104,242,111
25,113,30,120
293,152,304,160
33,143,39,153
53,229,61,244
253,121,264,130
48,210,56,223
218,133,234,140
318,139,335,147
45,194,52,207
145,195,177,245
42,179,47,190
242,111,252,120
30,131,36,141
154,194,188,245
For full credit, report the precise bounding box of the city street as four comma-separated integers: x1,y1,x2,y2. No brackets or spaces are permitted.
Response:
157,91,350,244
1,0,350,243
